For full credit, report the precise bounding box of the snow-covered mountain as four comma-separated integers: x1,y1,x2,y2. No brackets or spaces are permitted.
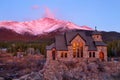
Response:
0,17,93,35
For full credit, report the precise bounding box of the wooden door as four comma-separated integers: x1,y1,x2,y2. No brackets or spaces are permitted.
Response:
99,51,104,61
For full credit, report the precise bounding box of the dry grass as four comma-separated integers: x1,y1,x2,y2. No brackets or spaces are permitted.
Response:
0,53,45,78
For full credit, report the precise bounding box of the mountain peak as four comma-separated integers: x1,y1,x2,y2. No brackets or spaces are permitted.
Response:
0,17,93,35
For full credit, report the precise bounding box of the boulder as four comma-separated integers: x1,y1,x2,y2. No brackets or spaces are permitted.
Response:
0,77,4,80
18,59,120,80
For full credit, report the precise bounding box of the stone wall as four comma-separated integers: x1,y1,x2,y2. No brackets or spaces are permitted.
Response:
46,35,107,62
92,34,102,41
46,50,52,61
56,51,68,61
97,46,107,61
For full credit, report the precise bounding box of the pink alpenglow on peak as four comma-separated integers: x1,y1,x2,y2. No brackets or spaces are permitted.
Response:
0,17,93,35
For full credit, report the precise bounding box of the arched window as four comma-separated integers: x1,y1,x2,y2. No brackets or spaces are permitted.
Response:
89,52,91,57
93,52,95,57
89,52,95,58
80,42,83,57
65,53,67,58
77,49,80,57
61,52,64,58
52,50,56,60
72,42,77,58
72,42,83,58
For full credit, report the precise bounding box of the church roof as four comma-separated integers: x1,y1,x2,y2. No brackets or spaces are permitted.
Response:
94,41,107,46
65,31,89,45
55,35,68,50
46,30,106,51
46,43,55,50
92,30,102,35
87,37,97,51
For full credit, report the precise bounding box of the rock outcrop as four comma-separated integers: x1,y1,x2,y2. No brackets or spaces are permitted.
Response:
18,59,120,80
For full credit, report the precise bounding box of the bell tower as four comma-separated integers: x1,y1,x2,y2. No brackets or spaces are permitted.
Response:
92,27,102,41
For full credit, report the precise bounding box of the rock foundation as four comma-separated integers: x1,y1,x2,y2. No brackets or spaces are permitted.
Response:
19,59,120,80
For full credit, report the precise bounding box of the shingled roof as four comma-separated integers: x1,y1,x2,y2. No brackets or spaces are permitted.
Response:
46,43,55,50
65,31,89,45
46,30,106,51
55,34,68,50
87,37,97,51
94,41,107,46
92,30,102,35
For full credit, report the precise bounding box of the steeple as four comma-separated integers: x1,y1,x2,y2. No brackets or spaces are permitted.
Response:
92,26,101,35
92,26,102,41
95,26,97,31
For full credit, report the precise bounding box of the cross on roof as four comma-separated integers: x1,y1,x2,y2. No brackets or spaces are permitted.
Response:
95,26,97,31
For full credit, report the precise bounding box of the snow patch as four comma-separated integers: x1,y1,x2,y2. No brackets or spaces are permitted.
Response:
0,17,93,35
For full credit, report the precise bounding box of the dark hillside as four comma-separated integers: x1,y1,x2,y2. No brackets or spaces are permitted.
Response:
102,31,120,42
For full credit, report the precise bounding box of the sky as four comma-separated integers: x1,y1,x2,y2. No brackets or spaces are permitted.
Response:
0,0,120,32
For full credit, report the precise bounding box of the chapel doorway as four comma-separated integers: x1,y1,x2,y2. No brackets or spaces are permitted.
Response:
52,50,56,60
99,51,104,61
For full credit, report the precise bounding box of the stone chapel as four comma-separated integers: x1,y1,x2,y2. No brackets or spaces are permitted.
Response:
46,30,107,62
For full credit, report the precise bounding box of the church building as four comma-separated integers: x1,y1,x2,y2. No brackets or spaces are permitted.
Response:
46,30,107,62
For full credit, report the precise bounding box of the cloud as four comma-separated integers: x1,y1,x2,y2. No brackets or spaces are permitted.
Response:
32,5,40,10
31,5,56,19
44,7,55,19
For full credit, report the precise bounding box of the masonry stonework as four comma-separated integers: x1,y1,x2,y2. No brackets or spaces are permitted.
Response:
46,30,107,62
